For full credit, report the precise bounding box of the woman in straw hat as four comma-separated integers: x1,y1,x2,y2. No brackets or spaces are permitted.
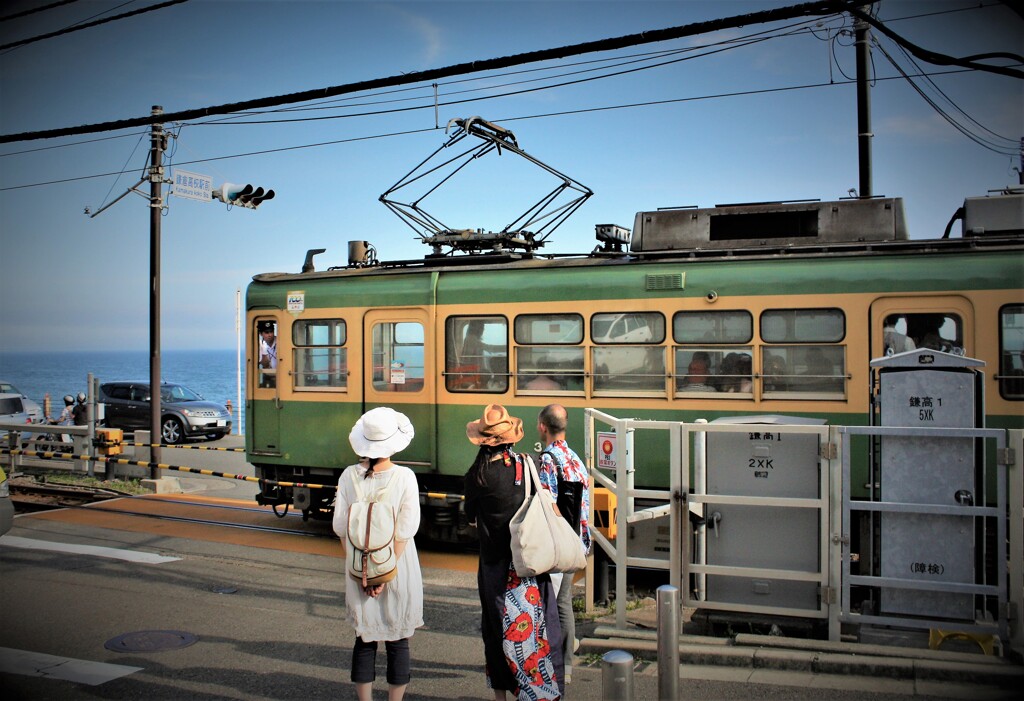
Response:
333,407,423,701
465,404,564,700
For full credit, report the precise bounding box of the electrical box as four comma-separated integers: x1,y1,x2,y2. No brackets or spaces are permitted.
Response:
703,415,825,611
872,349,984,620
95,427,123,456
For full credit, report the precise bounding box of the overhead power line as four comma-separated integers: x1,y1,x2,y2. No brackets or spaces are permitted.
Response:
844,4,1024,79
0,68,976,193
0,0,191,52
0,0,83,23
0,0,858,144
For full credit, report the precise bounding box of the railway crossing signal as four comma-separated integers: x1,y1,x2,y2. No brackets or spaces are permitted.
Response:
213,182,275,209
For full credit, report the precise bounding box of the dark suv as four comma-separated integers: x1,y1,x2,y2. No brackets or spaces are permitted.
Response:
99,382,232,444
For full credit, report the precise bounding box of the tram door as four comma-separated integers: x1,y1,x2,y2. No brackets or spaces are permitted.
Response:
250,316,282,454
362,309,434,470
870,296,973,360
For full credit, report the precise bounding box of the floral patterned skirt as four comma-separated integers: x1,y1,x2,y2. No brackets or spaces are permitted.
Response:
478,560,563,700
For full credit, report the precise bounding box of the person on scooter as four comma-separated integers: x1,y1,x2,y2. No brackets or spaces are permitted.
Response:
72,392,88,426
56,395,75,426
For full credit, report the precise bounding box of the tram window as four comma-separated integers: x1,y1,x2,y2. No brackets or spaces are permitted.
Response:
292,319,347,391
672,310,752,344
761,345,846,398
592,312,666,395
673,348,751,394
514,314,584,393
904,313,964,355
999,304,1024,400
761,308,844,343
445,316,508,393
371,322,425,392
255,319,278,389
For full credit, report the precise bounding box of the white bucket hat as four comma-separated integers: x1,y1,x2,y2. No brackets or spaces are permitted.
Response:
349,407,414,459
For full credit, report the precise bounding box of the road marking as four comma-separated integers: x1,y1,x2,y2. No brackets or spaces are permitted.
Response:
0,536,180,563
0,647,142,685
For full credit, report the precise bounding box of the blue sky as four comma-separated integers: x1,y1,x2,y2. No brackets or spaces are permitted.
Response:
1,0,1020,352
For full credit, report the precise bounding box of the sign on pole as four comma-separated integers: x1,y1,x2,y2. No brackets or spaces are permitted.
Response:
597,431,617,470
172,169,213,203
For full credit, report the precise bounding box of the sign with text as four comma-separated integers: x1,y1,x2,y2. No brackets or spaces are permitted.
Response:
597,431,617,470
172,169,212,203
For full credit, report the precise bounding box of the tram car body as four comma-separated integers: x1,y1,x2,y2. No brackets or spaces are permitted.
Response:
245,192,1024,540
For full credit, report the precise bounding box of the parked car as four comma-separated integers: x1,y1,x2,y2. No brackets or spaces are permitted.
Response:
0,380,42,422
0,392,30,427
0,466,12,537
98,382,231,444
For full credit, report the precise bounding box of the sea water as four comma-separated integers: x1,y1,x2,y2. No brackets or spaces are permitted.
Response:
0,349,246,433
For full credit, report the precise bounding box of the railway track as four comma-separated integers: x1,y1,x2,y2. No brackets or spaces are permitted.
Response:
10,480,123,512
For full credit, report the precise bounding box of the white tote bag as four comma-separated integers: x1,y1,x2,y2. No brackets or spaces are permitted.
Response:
510,454,587,577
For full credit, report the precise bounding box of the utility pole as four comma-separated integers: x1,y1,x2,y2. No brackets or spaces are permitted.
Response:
149,106,164,474
855,8,872,199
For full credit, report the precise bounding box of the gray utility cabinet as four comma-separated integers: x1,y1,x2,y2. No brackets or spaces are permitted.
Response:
704,415,825,611
874,349,984,620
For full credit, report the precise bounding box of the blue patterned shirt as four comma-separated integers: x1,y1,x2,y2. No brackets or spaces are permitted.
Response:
538,439,591,554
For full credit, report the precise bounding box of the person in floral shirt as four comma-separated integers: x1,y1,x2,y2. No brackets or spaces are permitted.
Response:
536,404,590,684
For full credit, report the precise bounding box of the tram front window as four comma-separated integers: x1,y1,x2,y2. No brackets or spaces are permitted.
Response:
256,319,278,389
293,319,347,390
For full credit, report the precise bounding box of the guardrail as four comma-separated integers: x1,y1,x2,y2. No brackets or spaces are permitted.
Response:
1,423,93,475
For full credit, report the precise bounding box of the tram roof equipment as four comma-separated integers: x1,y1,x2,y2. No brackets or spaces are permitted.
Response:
378,116,593,257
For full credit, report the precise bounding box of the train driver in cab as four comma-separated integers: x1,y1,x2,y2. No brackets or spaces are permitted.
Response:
258,321,278,388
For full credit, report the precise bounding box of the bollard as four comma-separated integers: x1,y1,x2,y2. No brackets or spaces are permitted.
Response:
657,584,680,701
601,649,634,701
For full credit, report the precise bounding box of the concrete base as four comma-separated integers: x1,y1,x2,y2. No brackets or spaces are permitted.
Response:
141,477,182,494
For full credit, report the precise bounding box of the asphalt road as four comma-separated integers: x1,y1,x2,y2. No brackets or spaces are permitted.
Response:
1,433,1018,699
3,509,1012,701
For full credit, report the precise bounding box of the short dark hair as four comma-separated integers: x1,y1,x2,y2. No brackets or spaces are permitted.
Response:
538,404,567,433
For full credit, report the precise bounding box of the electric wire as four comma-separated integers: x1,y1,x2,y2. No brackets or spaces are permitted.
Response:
874,40,1017,156
0,68,979,193
205,13,841,123
0,0,190,52
0,130,149,157
0,0,864,143
0,0,83,23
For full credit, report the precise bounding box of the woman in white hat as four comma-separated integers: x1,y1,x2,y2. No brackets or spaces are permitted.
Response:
464,404,564,701
333,407,423,701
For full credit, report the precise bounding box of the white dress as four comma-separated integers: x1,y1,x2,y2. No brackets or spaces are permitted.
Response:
332,463,424,642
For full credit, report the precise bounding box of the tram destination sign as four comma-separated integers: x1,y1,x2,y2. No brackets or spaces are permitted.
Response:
171,169,213,203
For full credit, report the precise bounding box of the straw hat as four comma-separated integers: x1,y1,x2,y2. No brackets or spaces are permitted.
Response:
349,407,414,458
466,404,524,446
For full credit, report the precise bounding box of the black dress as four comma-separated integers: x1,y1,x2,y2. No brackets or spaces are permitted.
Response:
465,448,564,697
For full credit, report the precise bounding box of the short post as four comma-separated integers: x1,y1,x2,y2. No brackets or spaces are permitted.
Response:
601,649,634,701
657,584,680,700
137,430,152,465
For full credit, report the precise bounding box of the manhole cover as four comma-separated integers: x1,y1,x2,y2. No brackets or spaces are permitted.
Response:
211,585,238,594
105,630,199,653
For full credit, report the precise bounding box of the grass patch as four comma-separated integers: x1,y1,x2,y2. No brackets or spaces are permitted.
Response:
40,473,149,495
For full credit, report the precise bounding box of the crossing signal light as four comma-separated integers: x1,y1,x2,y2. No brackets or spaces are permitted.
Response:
213,182,276,209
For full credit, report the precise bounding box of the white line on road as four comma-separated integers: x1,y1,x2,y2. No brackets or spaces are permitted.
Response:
0,647,143,685
0,536,180,563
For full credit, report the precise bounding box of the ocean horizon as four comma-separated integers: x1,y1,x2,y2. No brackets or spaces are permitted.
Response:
0,349,246,433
